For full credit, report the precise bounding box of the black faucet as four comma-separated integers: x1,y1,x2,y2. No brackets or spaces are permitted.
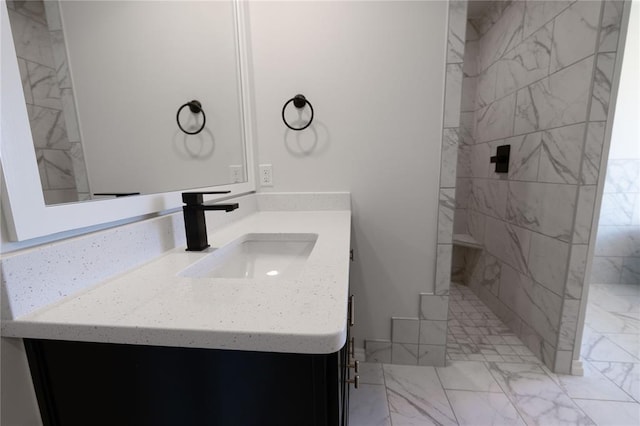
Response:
182,191,239,251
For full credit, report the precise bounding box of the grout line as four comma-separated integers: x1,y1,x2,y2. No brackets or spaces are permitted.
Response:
380,363,394,426
434,363,461,425
572,396,640,404
478,0,576,73
474,0,581,98
534,362,600,426
581,358,640,401
483,360,530,425
7,4,49,25
549,11,556,77
475,45,592,115
459,173,582,187
468,118,605,148
463,200,576,247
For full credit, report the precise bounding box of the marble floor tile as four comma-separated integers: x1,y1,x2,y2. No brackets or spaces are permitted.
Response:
486,362,595,425
590,258,624,285
548,361,633,402
467,353,488,362
436,361,503,392
585,305,640,334
446,390,526,426
604,333,640,359
590,361,640,402
573,399,640,426
501,336,523,345
588,288,640,314
349,384,391,426
447,284,540,366
347,360,640,426
591,284,640,297
389,411,446,426
621,258,640,285
520,356,543,365
512,346,536,357
359,362,385,385
383,364,457,426
449,353,471,361
485,354,506,362
485,335,508,345
354,278,639,426
581,329,639,363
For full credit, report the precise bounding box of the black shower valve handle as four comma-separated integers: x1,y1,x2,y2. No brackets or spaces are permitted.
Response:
490,144,511,173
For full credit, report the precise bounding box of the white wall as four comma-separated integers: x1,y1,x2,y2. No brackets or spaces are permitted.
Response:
61,1,245,194
0,3,448,420
609,0,639,160
248,1,448,343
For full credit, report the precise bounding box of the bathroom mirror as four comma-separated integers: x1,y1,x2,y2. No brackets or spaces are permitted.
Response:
6,0,247,205
0,1,255,241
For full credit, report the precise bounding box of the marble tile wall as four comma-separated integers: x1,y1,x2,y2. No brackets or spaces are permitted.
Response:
430,0,468,364
453,0,625,373
7,0,90,203
592,159,640,285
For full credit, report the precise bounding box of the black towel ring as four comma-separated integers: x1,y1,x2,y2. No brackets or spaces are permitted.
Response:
176,100,206,135
282,94,314,131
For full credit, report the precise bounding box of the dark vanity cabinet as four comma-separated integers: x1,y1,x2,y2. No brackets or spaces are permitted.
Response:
24,296,357,426
24,338,351,426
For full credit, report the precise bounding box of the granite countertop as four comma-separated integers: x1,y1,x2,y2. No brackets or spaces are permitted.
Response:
1,210,351,354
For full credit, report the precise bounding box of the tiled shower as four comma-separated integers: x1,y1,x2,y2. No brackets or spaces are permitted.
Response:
452,0,626,373
362,0,628,373
592,158,640,285
7,0,90,204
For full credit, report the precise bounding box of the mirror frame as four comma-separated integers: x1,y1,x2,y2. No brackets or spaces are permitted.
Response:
0,1,256,242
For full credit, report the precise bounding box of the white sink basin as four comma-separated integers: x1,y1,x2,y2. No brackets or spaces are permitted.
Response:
178,233,318,279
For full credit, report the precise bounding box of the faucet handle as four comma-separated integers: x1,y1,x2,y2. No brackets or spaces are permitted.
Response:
182,191,231,205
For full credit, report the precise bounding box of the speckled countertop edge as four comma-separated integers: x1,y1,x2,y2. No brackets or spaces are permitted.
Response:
2,210,352,354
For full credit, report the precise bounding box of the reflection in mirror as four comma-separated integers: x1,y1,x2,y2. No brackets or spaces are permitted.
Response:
6,0,246,205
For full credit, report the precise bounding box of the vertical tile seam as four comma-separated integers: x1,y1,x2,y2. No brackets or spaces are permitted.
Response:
434,0,455,294
435,0,467,284
380,364,393,419
428,0,467,365
552,0,607,361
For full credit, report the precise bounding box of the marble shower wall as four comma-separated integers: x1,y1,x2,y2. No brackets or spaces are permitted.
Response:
453,0,625,373
592,158,640,284
7,0,90,203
